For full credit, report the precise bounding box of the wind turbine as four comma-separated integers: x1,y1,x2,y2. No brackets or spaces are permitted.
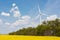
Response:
35,5,47,25
30,4,48,26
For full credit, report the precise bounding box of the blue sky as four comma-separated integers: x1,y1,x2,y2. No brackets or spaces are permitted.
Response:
0,0,60,34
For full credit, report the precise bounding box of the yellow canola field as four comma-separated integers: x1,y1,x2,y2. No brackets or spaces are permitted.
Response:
0,35,60,40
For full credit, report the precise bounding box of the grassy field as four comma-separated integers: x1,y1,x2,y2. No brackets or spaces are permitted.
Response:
0,35,60,40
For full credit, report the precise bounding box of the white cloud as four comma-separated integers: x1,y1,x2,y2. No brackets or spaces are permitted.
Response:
10,3,21,18
11,20,24,27
47,15,57,21
21,15,31,20
11,15,31,27
13,10,21,17
12,3,16,7
0,19,3,25
5,22,10,26
1,12,10,16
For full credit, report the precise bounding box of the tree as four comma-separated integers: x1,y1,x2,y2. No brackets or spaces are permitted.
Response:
9,19,60,36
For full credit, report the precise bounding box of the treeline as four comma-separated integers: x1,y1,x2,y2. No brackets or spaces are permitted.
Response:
9,19,60,36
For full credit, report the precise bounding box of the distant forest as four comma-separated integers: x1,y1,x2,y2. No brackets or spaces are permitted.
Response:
9,19,60,36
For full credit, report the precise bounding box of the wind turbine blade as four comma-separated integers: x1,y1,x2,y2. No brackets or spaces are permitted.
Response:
38,5,41,14
38,5,47,16
34,5,41,20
